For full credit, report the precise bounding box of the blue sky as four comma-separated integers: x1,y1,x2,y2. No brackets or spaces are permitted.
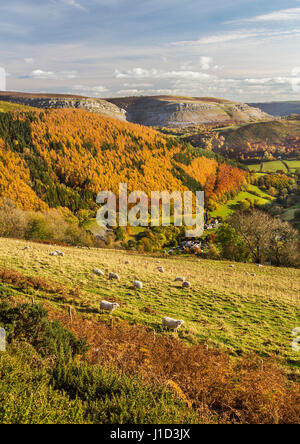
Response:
1,0,300,101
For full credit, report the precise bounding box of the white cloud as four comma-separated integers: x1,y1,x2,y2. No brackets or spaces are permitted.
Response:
117,88,181,96
199,56,212,70
115,68,156,79
62,0,87,11
164,71,211,80
25,69,78,80
29,70,55,79
123,82,153,88
244,78,273,85
114,67,211,80
232,7,300,23
24,58,34,64
172,32,258,46
117,89,141,95
172,29,300,46
244,77,293,85
72,85,108,93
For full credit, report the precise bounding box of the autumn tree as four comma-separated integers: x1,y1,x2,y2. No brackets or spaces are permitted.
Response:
229,209,300,266
0,198,28,238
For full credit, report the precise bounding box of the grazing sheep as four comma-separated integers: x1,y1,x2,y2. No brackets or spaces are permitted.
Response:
256,264,263,268
109,272,120,281
157,267,165,273
22,246,30,251
50,250,64,257
93,268,104,277
125,260,130,265
174,277,186,283
251,273,256,277
100,300,120,313
229,264,235,268
133,280,143,289
162,317,184,332
245,272,250,276
182,281,191,289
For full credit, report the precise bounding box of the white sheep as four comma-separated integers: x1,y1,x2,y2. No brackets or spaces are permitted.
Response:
174,277,186,283
100,300,120,313
50,250,64,257
229,264,235,268
109,272,120,281
93,268,104,277
22,246,30,251
162,317,184,332
182,281,191,289
158,267,165,273
133,280,143,289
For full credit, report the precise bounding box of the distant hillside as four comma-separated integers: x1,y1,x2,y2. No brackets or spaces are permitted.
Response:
0,91,126,121
216,119,300,161
107,95,272,127
0,108,247,212
0,92,272,127
248,101,300,117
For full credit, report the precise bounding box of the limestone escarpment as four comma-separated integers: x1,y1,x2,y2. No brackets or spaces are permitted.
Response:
107,96,272,127
0,92,127,121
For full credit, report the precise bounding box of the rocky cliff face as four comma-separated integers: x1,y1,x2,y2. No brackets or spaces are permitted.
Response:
0,92,272,127
0,92,127,121
107,96,272,127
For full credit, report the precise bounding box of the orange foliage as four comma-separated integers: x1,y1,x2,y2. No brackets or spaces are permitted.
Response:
0,138,47,211
46,306,300,424
179,156,218,187
30,109,187,194
1,109,248,211
213,163,247,202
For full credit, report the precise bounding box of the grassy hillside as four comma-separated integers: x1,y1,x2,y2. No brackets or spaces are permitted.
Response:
1,238,298,367
211,185,274,218
249,160,300,173
0,100,36,113
0,237,299,424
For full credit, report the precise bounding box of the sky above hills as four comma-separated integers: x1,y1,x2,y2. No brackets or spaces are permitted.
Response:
1,0,300,102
